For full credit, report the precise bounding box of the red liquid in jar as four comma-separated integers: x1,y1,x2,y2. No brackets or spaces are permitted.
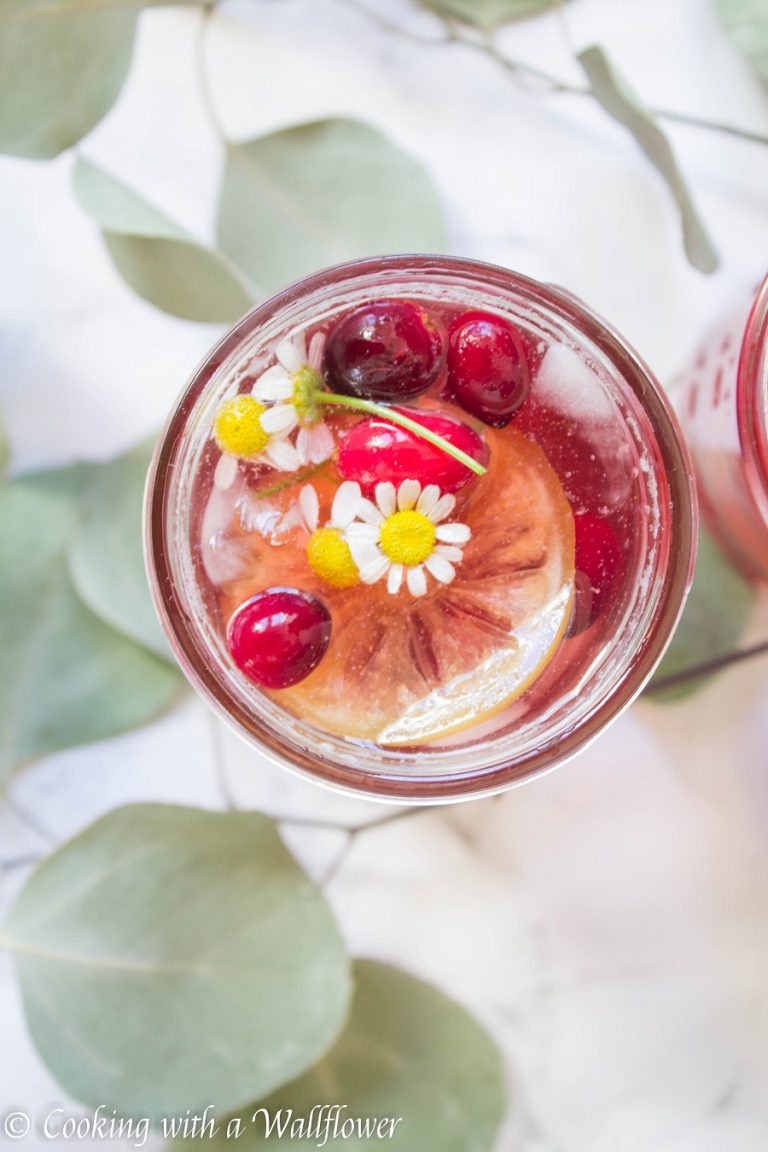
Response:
193,299,646,747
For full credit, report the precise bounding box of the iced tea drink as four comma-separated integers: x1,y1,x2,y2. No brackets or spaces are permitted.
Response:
681,274,768,581
146,257,695,800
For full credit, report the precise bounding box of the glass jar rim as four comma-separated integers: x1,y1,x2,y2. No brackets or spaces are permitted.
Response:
145,254,697,803
737,272,768,522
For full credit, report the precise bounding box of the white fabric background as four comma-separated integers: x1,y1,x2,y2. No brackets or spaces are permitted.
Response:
1,1,768,1149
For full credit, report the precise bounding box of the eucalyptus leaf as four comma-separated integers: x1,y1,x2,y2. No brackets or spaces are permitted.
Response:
647,526,755,701
0,416,9,477
23,449,169,660
578,46,719,275
217,118,446,298
74,156,254,322
3,805,351,1119
0,0,138,159
0,481,181,782
182,960,506,1152
16,459,102,502
716,0,768,81
420,0,557,29
67,438,170,661
0,0,210,160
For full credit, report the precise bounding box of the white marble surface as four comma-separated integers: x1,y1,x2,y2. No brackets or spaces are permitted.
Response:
2,1,768,1149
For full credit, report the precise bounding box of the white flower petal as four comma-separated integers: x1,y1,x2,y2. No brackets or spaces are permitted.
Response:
251,364,292,401
296,425,311,465
429,493,456,523
375,481,396,517
387,563,404,594
265,439,301,472
293,330,308,363
279,504,304,533
298,484,319,532
214,453,238,490
406,565,428,597
308,331,326,371
345,522,380,541
307,421,334,463
436,545,464,563
397,478,421,510
359,554,391,585
276,337,304,374
348,539,381,570
260,404,298,435
435,522,471,545
425,554,456,584
331,480,362,528
357,498,385,525
416,484,441,517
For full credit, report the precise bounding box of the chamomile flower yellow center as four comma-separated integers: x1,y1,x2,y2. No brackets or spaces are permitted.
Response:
307,528,359,588
379,510,436,567
292,364,324,425
214,396,269,457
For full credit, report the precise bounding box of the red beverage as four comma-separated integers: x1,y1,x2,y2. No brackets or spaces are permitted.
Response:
681,274,768,581
146,257,695,800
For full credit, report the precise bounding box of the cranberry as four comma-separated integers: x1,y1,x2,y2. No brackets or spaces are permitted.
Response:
573,512,622,625
447,310,530,426
227,589,331,689
325,300,444,401
338,408,487,496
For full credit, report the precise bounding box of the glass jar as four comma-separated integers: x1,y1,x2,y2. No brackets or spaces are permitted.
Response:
145,255,696,802
681,274,768,581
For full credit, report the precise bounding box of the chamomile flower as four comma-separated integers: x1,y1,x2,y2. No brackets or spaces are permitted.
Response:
298,482,362,589
250,331,335,467
342,478,471,597
213,394,301,487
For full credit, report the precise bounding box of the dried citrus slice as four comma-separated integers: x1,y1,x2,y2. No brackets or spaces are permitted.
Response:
217,423,575,745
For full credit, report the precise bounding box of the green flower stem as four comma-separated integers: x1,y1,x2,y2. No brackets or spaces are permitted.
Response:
318,392,487,477
256,460,334,499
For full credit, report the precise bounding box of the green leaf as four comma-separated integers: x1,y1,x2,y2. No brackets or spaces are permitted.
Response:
0,478,181,782
647,526,756,701
578,45,719,275
0,0,211,160
18,448,178,659
217,118,446,298
420,0,557,29
67,438,170,661
716,0,768,81
73,156,254,322
0,0,138,160
3,805,351,1119
16,459,102,502
0,414,9,477
182,960,506,1152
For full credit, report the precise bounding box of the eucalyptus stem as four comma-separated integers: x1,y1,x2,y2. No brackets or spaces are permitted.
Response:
338,0,768,148
315,807,442,888
0,854,42,874
195,4,228,144
207,711,236,811
4,794,57,848
318,392,487,477
645,638,768,694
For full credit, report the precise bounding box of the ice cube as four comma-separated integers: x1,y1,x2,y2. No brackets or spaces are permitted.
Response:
536,343,616,425
236,492,306,544
202,529,252,584
200,471,250,584
237,492,283,536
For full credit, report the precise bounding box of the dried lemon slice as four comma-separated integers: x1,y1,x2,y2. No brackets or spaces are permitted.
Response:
218,423,574,745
